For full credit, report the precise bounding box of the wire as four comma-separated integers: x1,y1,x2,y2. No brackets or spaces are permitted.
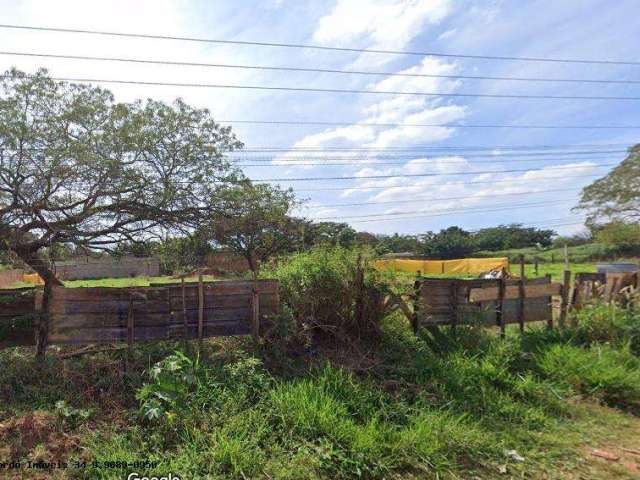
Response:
3,50,640,85
2,24,639,66
237,157,615,167
315,199,570,220
233,143,634,152
294,172,603,192
315,200,570,223
303,187,582,209
231,148,627,159
6,75,640,101
254,162,616,182
220,120,640,130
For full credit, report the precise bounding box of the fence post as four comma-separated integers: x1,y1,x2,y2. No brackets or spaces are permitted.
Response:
412,277,421,334
534,257,539,277
197,273,204,348
127,296,134,362
543,274,553,329
497,276,506,338
450,280,458,332
182,277,188,348
518,254,525,334
251,288,260,343
560,270,571,329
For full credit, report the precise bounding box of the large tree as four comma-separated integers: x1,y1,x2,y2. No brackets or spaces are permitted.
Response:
0,69,243,356
576,144,640,224
208,183,298,278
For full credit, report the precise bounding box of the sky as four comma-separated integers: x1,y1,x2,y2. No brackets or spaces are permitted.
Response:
0,0,638,236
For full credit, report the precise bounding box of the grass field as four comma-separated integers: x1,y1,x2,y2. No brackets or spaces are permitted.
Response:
2,306,640,479
1,247,640,479
476,242,639,264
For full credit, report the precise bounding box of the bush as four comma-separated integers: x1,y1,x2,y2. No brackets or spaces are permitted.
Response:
570,302,640,355
595,221,640,254
261,247,392,339
537,343,640,408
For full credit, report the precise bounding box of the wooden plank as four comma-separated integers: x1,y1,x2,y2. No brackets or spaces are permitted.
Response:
51,294,278,315
182,277,188,345
251,290,260,342
198,273,204,345
50,305,276,329
497,277,506,338
469,283,561,302
560,270,571,329
48,321,251,344
518,255,526,333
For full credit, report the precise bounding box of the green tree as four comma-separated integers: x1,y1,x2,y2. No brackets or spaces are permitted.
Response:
208,183,298,278
576,144,640,223
0,69,243,356
420,226,473,259
472,224,554,251
594,221,640,254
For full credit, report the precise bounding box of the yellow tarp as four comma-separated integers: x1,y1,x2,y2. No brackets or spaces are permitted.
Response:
374,257,508,275
22,273,44,285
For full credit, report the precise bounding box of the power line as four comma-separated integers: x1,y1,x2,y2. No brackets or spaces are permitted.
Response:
238,157,614,167
7,75,640,101
316,199,570,222
294,172,603,192
231,148,627,159
303,187,582,209
2,24,639,66
315,199,569,220
221,120,640,130
234,143,634,152
3,49,640,85
255,162,616,182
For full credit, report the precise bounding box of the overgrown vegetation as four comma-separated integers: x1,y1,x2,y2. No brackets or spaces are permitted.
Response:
1,249,640,479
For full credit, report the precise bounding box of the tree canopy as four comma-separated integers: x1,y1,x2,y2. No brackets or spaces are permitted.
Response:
207,182,298,277
0,69,243,281
576,144,640,224
0,69,244,355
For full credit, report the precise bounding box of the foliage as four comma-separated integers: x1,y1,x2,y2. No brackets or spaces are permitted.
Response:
537,343,640,408
261,247,392,339
419,226,474,259
594,220,640,254
136,351,201,424
374,224,555,258
473,223,554,250
576,144,640,223
54,400,93,428
0,68,245,354
207,183,298,277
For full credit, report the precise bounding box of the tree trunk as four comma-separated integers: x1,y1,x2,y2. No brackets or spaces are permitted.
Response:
15,249,63,361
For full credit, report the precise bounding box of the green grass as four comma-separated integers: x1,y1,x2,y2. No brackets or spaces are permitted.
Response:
476,241,637,264
2,299,640,479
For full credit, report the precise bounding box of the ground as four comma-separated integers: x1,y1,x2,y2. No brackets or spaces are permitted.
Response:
1,252,639,479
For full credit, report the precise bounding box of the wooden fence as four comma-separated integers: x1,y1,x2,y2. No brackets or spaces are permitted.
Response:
0,287,40,347
409,275,567,335
48,280,279,344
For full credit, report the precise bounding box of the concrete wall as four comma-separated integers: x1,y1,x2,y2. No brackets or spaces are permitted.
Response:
0,269,25,288
54,257,160,280
205,251,250,273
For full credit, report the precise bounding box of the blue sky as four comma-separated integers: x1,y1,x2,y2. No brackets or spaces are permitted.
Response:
1,0,638,235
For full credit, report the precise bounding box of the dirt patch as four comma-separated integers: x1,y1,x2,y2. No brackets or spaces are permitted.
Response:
0,411,80,461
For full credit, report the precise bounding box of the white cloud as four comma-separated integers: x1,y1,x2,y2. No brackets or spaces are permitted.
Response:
437,28,457,41
314,0,452,51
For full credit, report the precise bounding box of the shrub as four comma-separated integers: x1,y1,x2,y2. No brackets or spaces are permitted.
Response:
570,302,640,355
261,247,392,339
136,351,201,424
537,343,640,408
